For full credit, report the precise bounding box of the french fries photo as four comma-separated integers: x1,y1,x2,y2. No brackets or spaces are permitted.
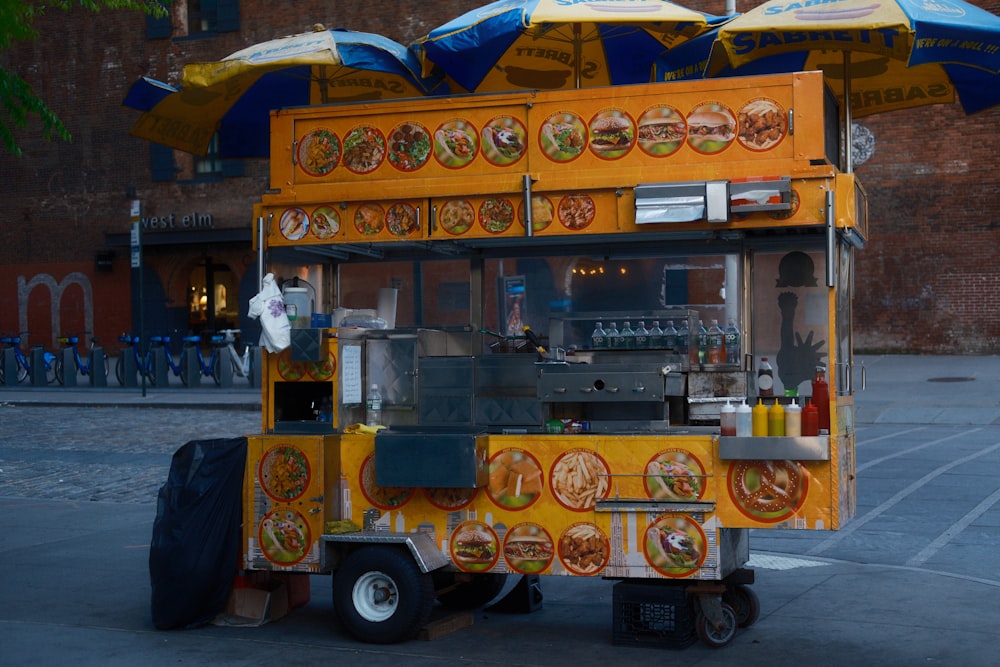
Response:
550,449,610,511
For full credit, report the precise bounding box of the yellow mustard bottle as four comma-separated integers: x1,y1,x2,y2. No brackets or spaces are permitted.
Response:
752,399,769,436
768,399,785,436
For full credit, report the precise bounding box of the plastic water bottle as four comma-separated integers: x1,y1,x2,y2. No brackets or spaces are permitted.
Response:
707,319,724,364
619,320,635,349
696,320,708,366
633,321,649,349
590,321,607,350
366,383,383,427
676,321,689,359
605,322,620,349
647,320,664,350
662,320,678,352
725,318,740,365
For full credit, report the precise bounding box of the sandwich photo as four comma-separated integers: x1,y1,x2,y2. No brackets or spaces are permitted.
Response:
687,109,735,143
636,111,686,153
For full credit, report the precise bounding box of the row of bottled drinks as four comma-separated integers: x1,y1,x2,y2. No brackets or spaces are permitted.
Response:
590,318,740,364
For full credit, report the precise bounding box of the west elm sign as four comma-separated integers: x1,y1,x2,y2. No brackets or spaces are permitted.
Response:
140,212,215,231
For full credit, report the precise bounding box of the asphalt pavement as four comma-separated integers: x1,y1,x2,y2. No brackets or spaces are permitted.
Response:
2,354,1000,665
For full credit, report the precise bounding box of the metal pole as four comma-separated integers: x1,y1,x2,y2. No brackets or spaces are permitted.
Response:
130,201,146,397
257,215,267,291
844,52,853,173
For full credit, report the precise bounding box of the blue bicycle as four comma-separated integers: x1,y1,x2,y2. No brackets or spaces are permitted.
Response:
115,334,155,386
149,334,183,380
179,331,224,386
0,332,58,384
54,332,109,385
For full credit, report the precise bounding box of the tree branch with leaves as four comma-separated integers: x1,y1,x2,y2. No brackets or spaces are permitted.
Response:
0,0,167,156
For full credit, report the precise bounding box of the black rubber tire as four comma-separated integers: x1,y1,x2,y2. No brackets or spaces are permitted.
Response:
178,349,189,386
332,547,434,644
695,601,738,648
54,357,65,385
435,572,507,610
723,584,760,628
115,355,126,386
211,353,222,386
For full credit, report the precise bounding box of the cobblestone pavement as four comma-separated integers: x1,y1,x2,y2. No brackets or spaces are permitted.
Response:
0,404,259,503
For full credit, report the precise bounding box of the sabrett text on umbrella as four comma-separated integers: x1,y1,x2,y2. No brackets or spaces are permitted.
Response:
849,82,951,110
731,28,903,55
513,47,599,77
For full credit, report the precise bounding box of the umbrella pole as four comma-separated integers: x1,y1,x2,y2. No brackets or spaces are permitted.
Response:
574,23,582,89
844,52,853,173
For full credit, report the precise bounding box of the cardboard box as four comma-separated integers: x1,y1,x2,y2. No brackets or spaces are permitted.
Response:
222,580,288,625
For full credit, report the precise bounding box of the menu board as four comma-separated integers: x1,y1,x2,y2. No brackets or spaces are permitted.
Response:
283,73,820,188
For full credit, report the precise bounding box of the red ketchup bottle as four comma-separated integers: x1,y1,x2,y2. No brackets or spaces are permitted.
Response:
812,366,830,433
802,398,819,436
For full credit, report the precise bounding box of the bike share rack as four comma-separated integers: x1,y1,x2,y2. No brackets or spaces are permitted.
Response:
58,345,107,388
2,348,17,386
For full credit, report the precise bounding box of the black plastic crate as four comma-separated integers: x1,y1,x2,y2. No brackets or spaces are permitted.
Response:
612,581,696,649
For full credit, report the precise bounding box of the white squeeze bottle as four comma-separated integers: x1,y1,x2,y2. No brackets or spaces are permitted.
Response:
736,399,753,437
785,398,802,436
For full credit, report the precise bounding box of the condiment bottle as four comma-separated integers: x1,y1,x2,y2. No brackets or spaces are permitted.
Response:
758,356,774,397
768,399,785,436
736,399,753,437
802,398,819,436
752,399,769,436
812,366,830,432
785,399,802,436
720,400,736,437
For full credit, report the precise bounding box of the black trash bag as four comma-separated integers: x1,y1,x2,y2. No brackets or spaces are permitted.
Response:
149,437,248,630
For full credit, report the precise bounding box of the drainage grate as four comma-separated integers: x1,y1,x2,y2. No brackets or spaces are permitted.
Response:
927,377,975,383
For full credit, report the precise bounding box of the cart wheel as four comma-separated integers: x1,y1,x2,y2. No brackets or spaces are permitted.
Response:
723,584,760,628
333,547,434,644
435,572,507,610
695,601,738,648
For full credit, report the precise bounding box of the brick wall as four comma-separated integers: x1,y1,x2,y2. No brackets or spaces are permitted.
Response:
1,0,998,353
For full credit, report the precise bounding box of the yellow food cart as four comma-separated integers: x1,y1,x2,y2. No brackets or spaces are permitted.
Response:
243,71,862,648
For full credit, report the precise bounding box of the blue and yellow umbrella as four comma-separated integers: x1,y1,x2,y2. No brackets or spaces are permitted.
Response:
654,0,1000,169
415,0,726,92
124,28,447,157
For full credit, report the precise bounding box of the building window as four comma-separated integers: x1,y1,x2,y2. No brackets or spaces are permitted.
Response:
195,135,223,176
187,0,240,35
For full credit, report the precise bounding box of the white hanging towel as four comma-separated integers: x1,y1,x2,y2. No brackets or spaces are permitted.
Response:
248,272,290,352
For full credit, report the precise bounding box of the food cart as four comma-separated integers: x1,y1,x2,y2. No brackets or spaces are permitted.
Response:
243,71,862,648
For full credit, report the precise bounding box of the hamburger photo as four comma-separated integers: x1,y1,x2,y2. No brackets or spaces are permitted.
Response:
453,527,496,565
687,109,735,143
589,115,633,153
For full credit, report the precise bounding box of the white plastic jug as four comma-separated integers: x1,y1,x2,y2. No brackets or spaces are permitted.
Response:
282,286,311,329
